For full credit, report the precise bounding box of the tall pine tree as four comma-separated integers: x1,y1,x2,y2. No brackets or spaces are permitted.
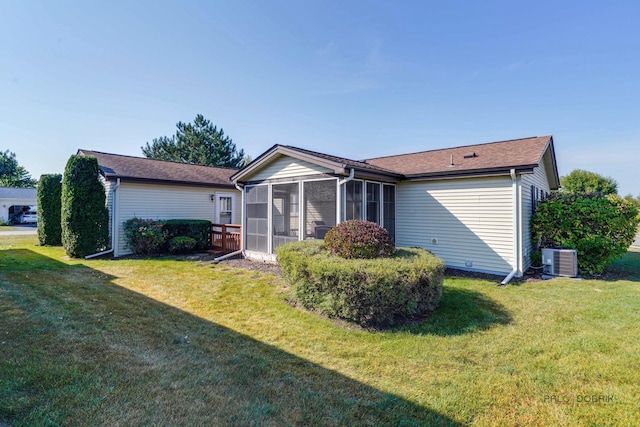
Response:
141,115,246,168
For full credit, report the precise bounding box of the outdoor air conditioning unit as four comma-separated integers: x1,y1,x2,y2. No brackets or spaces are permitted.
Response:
541,248,578,277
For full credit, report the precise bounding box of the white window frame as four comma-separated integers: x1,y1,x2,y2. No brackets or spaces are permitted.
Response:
215,192,236,224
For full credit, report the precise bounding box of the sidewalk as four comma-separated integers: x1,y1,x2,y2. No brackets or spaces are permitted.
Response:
0,225,37,236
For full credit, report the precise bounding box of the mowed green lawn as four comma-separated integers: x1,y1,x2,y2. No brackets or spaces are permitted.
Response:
1,235,639,426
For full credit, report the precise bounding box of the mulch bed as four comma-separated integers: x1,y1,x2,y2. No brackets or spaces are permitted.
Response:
145,252,630,282
216,257,283,275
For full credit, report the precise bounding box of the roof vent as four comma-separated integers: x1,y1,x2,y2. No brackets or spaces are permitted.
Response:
463,152,478,159
448,154,455,167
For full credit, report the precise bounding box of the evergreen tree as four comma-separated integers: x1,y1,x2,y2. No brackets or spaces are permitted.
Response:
61,156,109,258
0,150,37,187
37,174,63,246
141,114,246,168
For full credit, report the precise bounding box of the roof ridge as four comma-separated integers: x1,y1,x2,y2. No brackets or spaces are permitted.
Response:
79,149,240,171
283,145,367,165
366,135,550,161
283,145,402,175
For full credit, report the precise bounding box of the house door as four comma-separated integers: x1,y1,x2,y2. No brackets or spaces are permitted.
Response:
215,193,235,224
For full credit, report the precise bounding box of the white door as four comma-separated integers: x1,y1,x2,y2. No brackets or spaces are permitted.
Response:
215,193,235,224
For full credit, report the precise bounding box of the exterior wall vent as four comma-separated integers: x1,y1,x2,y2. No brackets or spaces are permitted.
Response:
542,248,578,277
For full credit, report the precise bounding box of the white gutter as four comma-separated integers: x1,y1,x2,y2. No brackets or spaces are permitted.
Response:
85,178,120,260
213,249,243,264
234,182,245,257
337,168,355,223
501,169,519,285
338,168,355,185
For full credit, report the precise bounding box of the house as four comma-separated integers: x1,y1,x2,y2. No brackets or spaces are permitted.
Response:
230,136,560,281
0,187,37,224
78,150,241,257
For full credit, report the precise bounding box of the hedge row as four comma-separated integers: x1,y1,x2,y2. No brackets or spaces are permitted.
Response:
123,218,212,255
277,240,444,327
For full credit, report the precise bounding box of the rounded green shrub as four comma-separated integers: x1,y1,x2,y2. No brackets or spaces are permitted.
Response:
324,220,394,259
532,192,640,275
163,219,212,250
277,240,444,327
37,174,63,246
61,156,109,258
168,236,197,254
123,218,167,254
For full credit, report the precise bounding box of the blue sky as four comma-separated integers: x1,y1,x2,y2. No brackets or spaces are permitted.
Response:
1,0,639,195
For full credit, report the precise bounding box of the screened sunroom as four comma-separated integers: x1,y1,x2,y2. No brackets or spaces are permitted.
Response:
233,145,401,260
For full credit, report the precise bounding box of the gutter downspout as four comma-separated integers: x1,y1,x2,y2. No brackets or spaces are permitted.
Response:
337,168,355,223
501,169,519,285
85,178,120,260
338,168,355,185
214,182,245,263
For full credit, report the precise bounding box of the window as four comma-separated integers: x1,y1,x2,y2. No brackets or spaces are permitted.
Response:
217,196,233,224
366,182,380,224
245,186,268,252
304,180,336,239
344,180,363,221
531,185,541,214
383,184,395,240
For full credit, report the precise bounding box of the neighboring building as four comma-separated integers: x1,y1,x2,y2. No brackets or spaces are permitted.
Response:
231,136,560,280
78,150,241,257
0,187,37,223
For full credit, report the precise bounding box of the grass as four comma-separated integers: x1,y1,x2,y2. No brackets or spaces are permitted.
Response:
1,235,639,426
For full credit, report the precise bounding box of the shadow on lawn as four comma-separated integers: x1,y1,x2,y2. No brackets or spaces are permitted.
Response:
601,249,640,282
401,282,512,336
0,249,463,426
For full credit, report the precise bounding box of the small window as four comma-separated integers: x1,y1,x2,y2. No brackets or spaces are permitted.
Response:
218,196,233,224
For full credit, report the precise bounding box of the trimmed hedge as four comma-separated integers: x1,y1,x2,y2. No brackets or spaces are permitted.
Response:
169,236,197,254
162,219,211,250
123,218,167,254
122,218,212,254
61,156,109,258
532,192,640,274
277,240,445,327
37,174,63,246
324,220,394,259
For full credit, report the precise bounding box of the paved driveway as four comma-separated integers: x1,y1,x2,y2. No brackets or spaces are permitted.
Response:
633,234,640,248
0,225,37,236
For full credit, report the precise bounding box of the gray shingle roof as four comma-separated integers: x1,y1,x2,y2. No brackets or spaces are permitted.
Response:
0,187,37,199
78,150,238,187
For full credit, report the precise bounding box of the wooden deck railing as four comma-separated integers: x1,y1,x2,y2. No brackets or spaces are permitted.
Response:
211,223,242,253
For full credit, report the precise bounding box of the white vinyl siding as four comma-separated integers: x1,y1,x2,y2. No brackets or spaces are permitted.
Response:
521,161,552,271
245,156,332,181
396,177,514,275
101,177,114,248
114,183,240,256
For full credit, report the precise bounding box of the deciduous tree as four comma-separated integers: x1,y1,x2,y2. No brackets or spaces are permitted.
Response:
560,169,617,195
